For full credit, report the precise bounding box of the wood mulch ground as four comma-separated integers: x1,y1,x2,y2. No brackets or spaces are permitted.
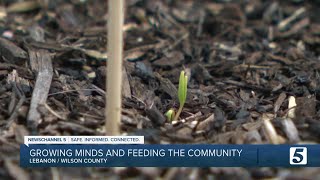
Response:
0,0,320,179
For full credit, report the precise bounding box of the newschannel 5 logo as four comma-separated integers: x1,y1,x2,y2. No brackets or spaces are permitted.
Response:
290,147,307,165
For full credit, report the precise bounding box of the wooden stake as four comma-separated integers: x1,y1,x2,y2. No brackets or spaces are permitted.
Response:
106,0,124,135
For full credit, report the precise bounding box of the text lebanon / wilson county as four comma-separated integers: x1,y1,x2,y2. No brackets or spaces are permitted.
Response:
29,158,108,164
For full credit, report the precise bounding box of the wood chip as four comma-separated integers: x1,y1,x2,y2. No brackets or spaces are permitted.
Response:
196,114,214,132
27,49,53,132
281,118,300,143
274,92,286,114
6,70,27,128
122,66,131,99
0,37,27,64
57,121,96,135
7,0,40,13
80,48,108,60
262,114,281,144
287,96,296,119
295,95,317,119
153,51,184,68
244,130,262,143
278,7,306,31
145,103,166,127
154,72,178,101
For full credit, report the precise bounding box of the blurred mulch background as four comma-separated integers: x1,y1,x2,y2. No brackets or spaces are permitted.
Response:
0,0,320,179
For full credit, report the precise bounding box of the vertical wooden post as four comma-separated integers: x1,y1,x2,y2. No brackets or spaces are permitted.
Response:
106,0,124,135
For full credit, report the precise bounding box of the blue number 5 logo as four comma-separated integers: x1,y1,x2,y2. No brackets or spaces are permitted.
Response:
290,147,307,165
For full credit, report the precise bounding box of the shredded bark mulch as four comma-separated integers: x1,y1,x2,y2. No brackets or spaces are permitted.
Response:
0,0,320,179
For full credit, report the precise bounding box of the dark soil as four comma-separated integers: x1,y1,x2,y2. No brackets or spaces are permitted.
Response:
0,0,320,179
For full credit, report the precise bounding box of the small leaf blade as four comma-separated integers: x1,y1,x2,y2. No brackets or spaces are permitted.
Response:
183,73,188,102
178,71,185,105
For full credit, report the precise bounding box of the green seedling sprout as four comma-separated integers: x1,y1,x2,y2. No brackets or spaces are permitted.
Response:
165,109,175,121
173,70,188,121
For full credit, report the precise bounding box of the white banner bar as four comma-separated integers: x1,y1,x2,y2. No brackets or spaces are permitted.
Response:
24,136,144,146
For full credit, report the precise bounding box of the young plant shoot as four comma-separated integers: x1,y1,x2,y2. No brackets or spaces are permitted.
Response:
173,70,188,121
165,108,175,121
106,0,124,135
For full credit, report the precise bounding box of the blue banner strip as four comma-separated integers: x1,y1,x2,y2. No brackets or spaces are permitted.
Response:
20,145,320,167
